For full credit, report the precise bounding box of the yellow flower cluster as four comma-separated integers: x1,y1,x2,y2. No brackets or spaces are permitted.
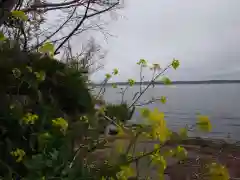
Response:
208,162,230,180
22,113,39,125
147,108,170,142
52,117,68,133
116,166,135,180
10,148,26,162
197,115,212,132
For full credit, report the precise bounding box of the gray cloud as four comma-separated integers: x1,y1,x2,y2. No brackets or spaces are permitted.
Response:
87,0,240,82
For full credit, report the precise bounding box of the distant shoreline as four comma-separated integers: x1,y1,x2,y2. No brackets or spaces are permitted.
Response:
90,80,240,86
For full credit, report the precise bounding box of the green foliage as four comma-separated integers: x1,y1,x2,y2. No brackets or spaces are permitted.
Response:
0,42,96,179
171,58,180,70
160,96,167,104
161,76,172,85
0,39,230,180
112,83,117,88
0,32,6,41
105,73,112,79
39,42,55,57
112,68,119,75
128,79,135,86
11,11,28,21
137,59,147,66
105,103,133,123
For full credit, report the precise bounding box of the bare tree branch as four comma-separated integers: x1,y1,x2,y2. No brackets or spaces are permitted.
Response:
54,1,118,54
32,6,77,50
54,0,92,54
22,0,85,12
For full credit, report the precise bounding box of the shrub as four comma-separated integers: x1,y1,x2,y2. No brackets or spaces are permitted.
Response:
0,41,98,179
105,103,135,123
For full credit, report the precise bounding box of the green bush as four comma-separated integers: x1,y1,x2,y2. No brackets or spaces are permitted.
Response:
105,103,135,123
0,41,99,179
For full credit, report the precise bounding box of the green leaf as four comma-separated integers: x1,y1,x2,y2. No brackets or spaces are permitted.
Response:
0,32,6,41
179,128,188,139
171,58,180,70
161,77,172,85
160,96,167,104
128,79,135,86
34,71,46,81
105,73,112,79
12,68,21,78
11,10,28,21
140,108,150,118
112,68,118,75
112,83,117,88
39,42,55,55
137,59,147,66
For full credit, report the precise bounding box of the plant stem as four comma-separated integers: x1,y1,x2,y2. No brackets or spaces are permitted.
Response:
128,64,171,109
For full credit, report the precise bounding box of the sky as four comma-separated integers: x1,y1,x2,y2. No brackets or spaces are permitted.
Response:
49,0,240,82
88,0,240,82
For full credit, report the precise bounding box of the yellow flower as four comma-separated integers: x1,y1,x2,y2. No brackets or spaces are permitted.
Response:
197,115,212,132
140,108,150,118
114,139,125,153
208,163,230,180
117,166,135,180
34,71,46,81
148,108,165,124
52,117,68,133
150,154,167,175
174,146,188,160
80,115,88,123
22,113,39,125
198,115,210,123
10,148,25,162
179,127,188,139
151,122,170,142
148,109,170,142
117,126,126,137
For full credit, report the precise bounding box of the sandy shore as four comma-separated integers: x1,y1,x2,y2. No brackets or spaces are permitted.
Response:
89,136,240,180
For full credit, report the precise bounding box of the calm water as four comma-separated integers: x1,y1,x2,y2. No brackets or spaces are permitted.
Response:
96,84,240,141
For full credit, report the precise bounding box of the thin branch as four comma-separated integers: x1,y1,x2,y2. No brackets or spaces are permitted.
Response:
20,22,27,51
32,7,77,50
120,86,128,104
96,79,108,99
54,0,92,54
22,0,85,12
134,98,161,107
128,64,172,109
54,2,118,54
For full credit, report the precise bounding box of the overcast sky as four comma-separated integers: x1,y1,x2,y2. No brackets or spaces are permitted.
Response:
74,0,240,82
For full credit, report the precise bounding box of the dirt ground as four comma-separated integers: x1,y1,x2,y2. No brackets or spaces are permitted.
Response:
90,136,240,180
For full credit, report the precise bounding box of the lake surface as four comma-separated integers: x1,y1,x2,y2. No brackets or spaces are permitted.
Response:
95,84,240,141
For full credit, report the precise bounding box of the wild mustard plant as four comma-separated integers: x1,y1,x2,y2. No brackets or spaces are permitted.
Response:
52,117,68,133
102,58,231,180
22,113,39,125
10,149,26,163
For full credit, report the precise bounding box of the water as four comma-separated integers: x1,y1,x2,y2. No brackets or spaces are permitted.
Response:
95,84,240,141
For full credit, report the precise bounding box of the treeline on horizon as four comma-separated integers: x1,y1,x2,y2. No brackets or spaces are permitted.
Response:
90,80,240,86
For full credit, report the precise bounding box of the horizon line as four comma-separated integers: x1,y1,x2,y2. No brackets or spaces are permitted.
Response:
89,80,240,85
